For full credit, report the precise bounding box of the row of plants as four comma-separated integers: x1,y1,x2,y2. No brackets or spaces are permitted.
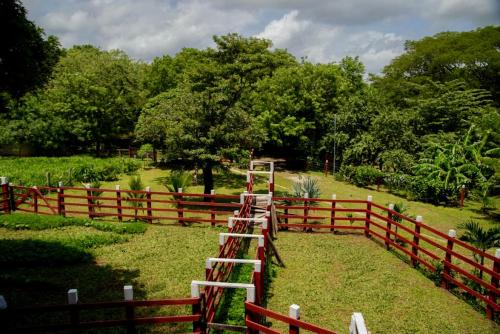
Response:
0,156,141,186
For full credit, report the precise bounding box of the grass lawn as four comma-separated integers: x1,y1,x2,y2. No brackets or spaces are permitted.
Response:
267,231,499,334
0,220,222,332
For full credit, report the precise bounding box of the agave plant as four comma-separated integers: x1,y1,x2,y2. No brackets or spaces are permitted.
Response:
127,175,145,221
163,170,192,199
85,181,103,212
291,176,321,202
391,202,408,243
459,220,500,279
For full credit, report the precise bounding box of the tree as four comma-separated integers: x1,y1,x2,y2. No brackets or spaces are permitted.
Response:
0,0,61,105
38,46,146,154
372,26,500,106
137,34,294,193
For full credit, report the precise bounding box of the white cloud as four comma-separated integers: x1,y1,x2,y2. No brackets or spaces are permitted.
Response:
23,0,500,74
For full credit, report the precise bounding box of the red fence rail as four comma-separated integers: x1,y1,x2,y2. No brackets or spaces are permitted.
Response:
2,293,202,333
1,180,498,322
245,302,337,334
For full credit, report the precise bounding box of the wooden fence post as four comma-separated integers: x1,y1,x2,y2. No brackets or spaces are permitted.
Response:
365,196,372,238
487,249,500,319
303,193,309,229
441,229,456,290
192,294,202,333
330,194,336,233
68,289,80,334
289,304,300,334
1,177,10,214
33,186,38,214
412,216,422,267
386,204,394,250
210,189,216,227
116,185,122,222
124,285,135,334
178,188,184,226
85,184,93,219
145,187,152,224
57,181,65,216
254,263,262,305
9,182,15,212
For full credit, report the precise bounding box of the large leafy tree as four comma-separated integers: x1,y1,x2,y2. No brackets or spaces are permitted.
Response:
40,45,146,154
372,26,500,107
0,0,61,106
137,34,294,193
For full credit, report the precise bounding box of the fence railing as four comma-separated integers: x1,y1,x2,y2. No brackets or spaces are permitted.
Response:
272,194,500,320
2,177,497,322
1,286,202,333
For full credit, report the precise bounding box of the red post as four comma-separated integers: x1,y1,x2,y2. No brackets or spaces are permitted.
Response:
85,184,93,219
57,182,65,216
210,189,216,227
146,187,152,224
177,188,184,226
1,177,10,214
365,196,372,237
303,193,309,231
487,249,500,319
116,185,122,222
269,168,275,193
330,194,336,232
441,229,456,290
386,204,394,250
460,185,465,208
412,216,422,267
33,186,39,214
205,260,211,280
289,304,300,334
192,295,202,333
254,270,262,305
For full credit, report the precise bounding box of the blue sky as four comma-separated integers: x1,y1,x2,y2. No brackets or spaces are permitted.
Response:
24,0,500,74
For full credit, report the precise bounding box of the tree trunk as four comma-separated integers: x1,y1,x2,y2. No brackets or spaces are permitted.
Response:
203,161,214,197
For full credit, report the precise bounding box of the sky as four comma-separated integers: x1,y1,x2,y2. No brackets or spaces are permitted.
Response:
23,0,500,75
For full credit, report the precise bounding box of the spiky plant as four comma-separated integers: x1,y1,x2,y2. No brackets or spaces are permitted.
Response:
127,175,145,221
459,221,500,279
163,170,192,200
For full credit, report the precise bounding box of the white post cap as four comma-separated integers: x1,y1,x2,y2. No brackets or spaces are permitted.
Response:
0,177,6,185
178,187,182,193
388,203,394,210
145,186,151,192
448,229,457,238
205,259,212,270
211,189,215,195
234,210,239,215
124,285,133,301
289,304,300,319
304,192,309,198
191,282,200,298
240,193,245,204
246,286,255,303
68,289,78,304
416,215,423,223
332,194,336,200
258,237,265,248
219,234,225,245
228,220,234,229
367,195,373,202
58,181,63,187
254,262,261,273
246,171,251,182
495,249,500,258
115,185,120,190
84,183,90,189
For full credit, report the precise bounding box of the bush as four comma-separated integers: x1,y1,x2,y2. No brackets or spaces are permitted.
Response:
407,176,454,204
0,213,147,234
384,173,411,193
341,165,384,187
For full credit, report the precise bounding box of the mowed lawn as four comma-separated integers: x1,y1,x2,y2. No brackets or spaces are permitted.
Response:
0,223,221,332
267,232,499,334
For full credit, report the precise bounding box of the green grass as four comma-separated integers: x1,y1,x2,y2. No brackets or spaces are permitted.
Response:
267,232,499,334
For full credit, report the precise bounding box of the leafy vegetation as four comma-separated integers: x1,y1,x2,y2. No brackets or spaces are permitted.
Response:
0,156,140,186
0,213,147,234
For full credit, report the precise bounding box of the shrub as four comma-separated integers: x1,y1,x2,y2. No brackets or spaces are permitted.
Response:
351,166,384,187
384,173,411,193
407,175,454,204
0,213,147,234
